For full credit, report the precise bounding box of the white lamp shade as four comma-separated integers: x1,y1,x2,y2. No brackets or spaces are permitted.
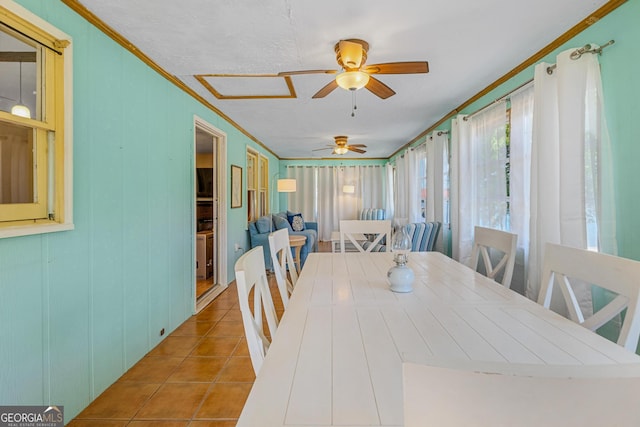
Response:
343,185,355,194
277,178,296,192
334,146,349,155
11,104,31,118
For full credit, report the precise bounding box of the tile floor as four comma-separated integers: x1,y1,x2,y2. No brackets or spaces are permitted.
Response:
68,287,258,427
69,241,330,427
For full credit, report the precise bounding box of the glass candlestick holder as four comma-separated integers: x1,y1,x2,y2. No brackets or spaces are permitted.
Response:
387,219,414,293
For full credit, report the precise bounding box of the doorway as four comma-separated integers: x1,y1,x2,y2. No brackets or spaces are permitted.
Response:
194,118,227,312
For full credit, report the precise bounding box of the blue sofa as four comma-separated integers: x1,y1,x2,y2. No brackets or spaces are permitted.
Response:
248,212,318,271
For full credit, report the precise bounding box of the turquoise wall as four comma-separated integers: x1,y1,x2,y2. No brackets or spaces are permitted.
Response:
0,0,276,420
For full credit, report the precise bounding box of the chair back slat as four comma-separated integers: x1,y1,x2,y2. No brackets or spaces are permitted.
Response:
268,228,298,308
538,242,640,352
235,246,279,374
470,226,517,288
339,220,391,253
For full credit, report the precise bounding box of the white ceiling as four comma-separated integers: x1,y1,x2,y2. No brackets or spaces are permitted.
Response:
75,0,609,159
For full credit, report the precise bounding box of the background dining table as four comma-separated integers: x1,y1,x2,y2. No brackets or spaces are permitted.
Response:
236,252,640,427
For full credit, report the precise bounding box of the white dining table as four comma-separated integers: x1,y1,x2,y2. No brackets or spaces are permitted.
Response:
236,252,640,427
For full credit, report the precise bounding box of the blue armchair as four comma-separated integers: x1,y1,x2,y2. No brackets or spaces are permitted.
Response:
248,212,318,271
362,221,441,252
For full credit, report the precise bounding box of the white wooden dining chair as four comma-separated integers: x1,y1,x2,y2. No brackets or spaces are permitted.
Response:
537,242,640,352
403,361,640,427
268,228,298,309
469,226,517,288
339,219,391,253
234,246,279,375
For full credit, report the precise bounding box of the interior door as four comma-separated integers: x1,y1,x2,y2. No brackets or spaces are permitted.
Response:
195,125,226,312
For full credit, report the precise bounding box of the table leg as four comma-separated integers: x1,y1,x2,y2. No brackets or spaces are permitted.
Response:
294,246,302,273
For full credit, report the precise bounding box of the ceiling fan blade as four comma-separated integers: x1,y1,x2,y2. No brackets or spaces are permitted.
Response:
312,147,333,152
312,79,339,98
349,144,367,147
365,76,396,99
278,69,338,76
362,61,429,74
347,146,366,154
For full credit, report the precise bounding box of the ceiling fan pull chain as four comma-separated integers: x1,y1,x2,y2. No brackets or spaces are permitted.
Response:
351,90,357,117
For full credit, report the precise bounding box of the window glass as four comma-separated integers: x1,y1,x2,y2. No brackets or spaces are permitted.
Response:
0,121,34,204
0,31,38,119
419,157,426,219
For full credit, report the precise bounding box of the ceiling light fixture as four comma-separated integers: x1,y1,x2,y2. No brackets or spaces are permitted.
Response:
335,70,370,91
334,146,348,155
335,71,370,117
11,62,31,119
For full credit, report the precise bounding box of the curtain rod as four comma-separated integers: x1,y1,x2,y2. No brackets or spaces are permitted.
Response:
403,130,450,154
463,80,532,121
463,39,614,121
546,40,614,74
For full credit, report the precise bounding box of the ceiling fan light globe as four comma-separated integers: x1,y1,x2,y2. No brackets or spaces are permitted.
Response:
336,71,369,91
335,146,349,155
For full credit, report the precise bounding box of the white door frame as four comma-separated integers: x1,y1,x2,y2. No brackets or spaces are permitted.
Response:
193,115,228,313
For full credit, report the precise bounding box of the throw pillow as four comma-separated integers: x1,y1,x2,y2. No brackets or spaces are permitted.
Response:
287,212,305,232
273,214,292,231
255,215,272,234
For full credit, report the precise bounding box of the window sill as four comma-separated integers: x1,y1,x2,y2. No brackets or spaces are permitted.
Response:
0,221,74,239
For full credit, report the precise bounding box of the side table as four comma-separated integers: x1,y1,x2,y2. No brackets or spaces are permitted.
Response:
288,235,307,273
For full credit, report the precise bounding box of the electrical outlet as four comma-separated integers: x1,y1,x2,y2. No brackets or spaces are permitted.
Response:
234,243,241,252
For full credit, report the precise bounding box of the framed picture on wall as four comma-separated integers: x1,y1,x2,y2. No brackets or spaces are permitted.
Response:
231,164,242,208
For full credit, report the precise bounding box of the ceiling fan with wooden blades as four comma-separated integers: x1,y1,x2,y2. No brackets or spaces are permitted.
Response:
312,136,367,155
279,39,429,99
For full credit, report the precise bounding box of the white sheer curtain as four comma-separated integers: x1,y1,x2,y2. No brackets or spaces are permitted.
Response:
451,102,508,266
395,145,424,223
384,164,395,219
509,84,534,294
316,166,360,241
288,164,391,241
286,166,316,220
426,132,450,253
527,46,616,315
450,115,470,262
359,165,386,211
316,167,336,240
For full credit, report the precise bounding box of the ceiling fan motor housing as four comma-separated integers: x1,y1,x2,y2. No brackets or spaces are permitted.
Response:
334,136,349,146
335,39,369,70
